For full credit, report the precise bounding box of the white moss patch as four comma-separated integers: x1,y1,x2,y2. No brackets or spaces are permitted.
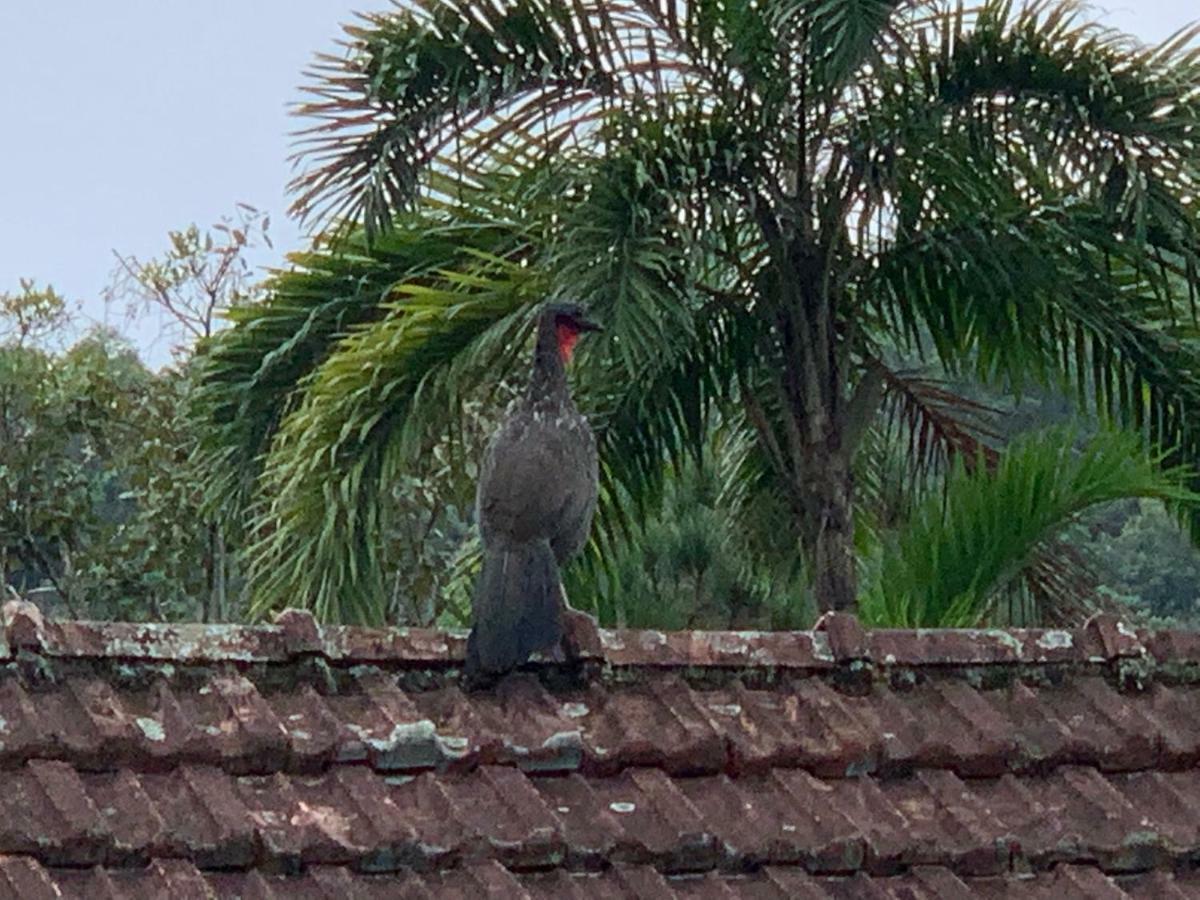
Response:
136,717,165,742
1037,630,1073,650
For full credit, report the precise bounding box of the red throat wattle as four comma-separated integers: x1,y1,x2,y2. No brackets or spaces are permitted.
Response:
556,322,580,362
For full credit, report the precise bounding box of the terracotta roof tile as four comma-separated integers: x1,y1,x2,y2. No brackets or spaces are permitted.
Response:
152,765,257,868
1,604,1199,894
10,861,1200,899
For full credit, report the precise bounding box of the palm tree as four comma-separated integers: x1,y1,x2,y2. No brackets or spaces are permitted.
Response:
198,0,1200,622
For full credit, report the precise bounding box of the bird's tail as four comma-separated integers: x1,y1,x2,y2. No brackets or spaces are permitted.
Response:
465,538,562,678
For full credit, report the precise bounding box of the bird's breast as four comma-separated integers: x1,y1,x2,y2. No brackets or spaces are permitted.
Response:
476,403,597,546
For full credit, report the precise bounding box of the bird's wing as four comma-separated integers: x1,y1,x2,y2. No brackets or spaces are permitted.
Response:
476,418,567,545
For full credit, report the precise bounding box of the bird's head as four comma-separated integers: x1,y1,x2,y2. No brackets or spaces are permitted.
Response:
542,301,603,363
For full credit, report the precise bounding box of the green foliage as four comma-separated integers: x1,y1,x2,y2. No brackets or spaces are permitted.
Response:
193,0,1200,625
243,239,546,624
0,209,277,621
0,329,219,620
193,192,548,523
0,280,70,346
573,422,813,630
861,429,1197,628
1059,499,1200,627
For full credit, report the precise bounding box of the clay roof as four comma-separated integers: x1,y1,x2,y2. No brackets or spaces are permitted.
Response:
0,600,1198,899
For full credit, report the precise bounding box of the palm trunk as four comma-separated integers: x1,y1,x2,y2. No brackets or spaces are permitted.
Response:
754,194,868,614
213,526,227,622
767,363,859,614
792,280,859,614
798,446,857,612
778,288,871,614
807,360,886,612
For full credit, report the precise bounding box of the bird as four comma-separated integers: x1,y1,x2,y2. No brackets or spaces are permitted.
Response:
464,301,602,679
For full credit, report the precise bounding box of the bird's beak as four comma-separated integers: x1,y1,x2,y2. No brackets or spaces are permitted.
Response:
575,317,604,333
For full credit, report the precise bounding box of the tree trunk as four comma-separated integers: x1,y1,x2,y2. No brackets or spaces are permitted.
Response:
800,448,857,612
203,523,216,623
213,526,227,622
754,205,868,614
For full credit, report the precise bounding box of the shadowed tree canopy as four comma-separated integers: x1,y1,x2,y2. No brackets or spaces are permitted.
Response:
196,0,1200,624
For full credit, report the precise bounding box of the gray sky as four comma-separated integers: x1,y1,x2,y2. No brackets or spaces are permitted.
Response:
1,2,1196,365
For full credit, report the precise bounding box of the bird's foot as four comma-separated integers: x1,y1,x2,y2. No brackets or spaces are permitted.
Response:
560,606,602,661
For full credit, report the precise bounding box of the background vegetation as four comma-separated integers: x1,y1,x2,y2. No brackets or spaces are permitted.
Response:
5,0,1200,632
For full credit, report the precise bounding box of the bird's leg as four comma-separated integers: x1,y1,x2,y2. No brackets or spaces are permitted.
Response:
558,584,600,661
559,583,577,612
540,586,600,665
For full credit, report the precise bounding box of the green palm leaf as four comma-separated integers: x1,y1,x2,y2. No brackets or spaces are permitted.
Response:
193,181,553,525
772,0,904,87
246,250,545,623
861,427,1198,627
290,0,770,235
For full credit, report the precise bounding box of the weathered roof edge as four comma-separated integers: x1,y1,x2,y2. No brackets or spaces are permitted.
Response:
2,600,1196,670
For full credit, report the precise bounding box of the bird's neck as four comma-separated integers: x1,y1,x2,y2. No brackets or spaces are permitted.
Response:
526,317,571,404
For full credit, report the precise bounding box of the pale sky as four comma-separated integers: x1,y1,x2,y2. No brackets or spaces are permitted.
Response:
0,2,1195,366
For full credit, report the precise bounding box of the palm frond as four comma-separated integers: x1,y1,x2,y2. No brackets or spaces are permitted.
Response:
857,1,1200,205
854,365,1000,548
871,192,1200,539
192,184,553,526
861,427,1197,627
1017,537,1123,627
876,367,1000,475
290,0,780,235
245,251,546,623
857,0,1200,376
771,0,907,88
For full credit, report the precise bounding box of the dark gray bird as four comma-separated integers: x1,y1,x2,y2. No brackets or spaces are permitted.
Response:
465,302,602,678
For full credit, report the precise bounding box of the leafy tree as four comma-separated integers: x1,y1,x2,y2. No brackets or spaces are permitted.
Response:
1061,499,1200,627
198,0,1200,624
102,207,271,618
2,205,269,621
110,205,271,358
0,280,70,348
0,324,215,620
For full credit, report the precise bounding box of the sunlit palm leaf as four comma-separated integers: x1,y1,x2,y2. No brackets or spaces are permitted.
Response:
247,252,545,623
193,179,557,525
